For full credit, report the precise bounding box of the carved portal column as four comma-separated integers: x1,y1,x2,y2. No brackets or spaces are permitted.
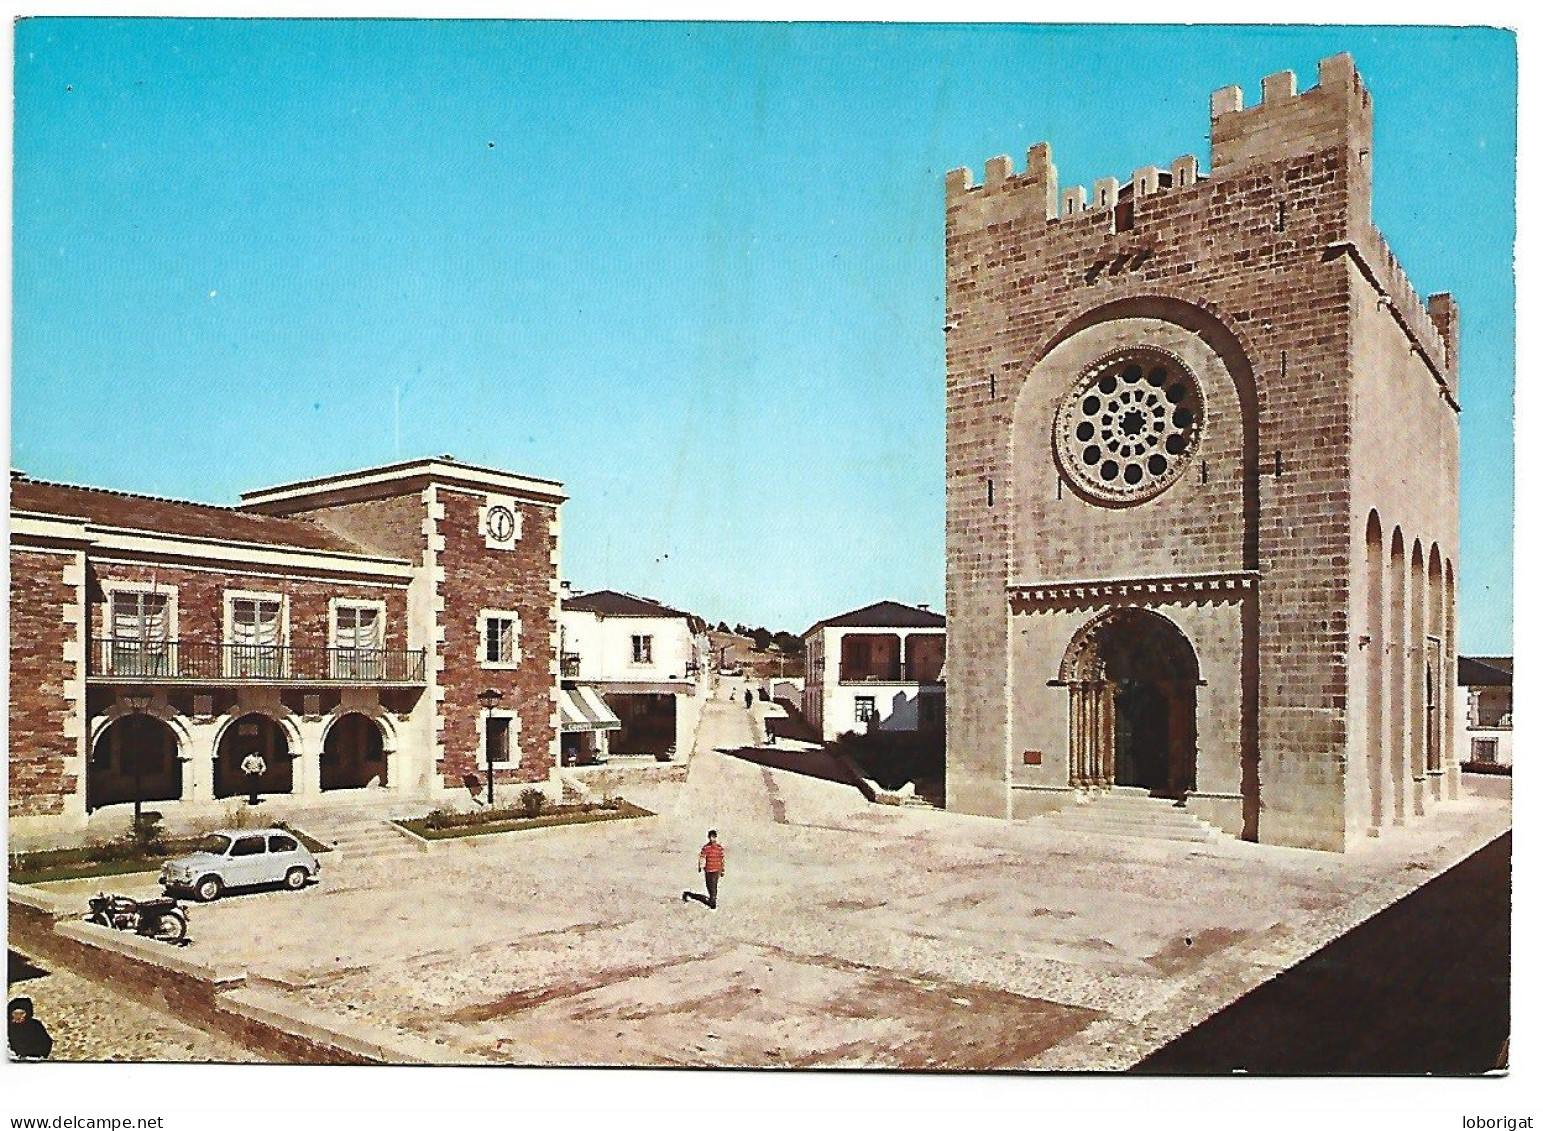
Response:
1094,680,1115,787
1069,680,1116,790
1068,682,1091,788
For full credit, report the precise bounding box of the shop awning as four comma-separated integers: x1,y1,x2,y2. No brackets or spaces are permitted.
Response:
560,687,621,732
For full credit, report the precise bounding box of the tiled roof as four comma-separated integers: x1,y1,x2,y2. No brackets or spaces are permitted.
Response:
11,477,376,555
562,589,690,619
805,600,945,636
1458,656,1513,687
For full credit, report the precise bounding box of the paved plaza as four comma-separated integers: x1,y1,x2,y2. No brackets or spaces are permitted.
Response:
28,696,1511,1069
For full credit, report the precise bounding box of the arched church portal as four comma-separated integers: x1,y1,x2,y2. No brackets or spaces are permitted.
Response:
1060,609,1199,797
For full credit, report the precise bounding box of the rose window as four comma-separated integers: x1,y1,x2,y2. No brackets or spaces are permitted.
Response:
1054,350,1204,504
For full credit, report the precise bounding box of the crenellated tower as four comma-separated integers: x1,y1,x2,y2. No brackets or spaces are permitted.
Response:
942,54,1459,851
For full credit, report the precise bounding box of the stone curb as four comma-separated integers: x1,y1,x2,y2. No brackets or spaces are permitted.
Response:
7,880,64,915
55,919,247,985
218,986,478,1065
391,810,657,853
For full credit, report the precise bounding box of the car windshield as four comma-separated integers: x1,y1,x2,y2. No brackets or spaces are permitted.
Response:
198,834,232,855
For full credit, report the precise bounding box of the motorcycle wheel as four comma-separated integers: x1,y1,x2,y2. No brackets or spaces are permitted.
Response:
151,909,188,943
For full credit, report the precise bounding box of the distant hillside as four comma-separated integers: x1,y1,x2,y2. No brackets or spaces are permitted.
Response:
706,629,805,680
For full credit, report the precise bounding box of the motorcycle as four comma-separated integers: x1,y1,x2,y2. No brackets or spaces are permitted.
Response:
86,892,188,944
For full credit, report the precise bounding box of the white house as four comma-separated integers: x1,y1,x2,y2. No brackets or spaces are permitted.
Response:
1459,656,1512,769
801,600,945,743
558,589,708,763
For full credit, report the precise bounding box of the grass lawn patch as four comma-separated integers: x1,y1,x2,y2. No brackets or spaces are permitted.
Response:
396,800,654,840
9,836,210,885
9,820,330,885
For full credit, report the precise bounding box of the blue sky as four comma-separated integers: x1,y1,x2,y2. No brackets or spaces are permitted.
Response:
11,20,1515,648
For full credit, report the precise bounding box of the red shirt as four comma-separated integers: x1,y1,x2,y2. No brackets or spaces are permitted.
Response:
700,842,725,873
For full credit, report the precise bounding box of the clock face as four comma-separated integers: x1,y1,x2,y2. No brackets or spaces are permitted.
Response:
486,505,517,543
1054,347,1204,505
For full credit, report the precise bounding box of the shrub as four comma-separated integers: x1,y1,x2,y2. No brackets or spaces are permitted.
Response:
423,808,455,830
518,788,547,818
131,811,165,853
222,800,262,829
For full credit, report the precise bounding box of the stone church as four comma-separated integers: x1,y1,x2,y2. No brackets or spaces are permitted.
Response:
943,55,1460,851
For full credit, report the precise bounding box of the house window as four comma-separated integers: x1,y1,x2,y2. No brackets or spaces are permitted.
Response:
632,635,653,664
482,614,520,667
332,601,385,678
485,715,515,765
855,696,877,724
109,591,171,676
1471,738,1499,764
229,595,284,677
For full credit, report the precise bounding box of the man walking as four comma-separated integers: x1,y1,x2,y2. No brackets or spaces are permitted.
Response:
682,829,726,910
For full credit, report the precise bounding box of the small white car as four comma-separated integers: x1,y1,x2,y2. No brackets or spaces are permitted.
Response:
160,828,321,902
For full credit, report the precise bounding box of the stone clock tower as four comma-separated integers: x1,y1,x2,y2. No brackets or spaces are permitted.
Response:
943,55,1461,851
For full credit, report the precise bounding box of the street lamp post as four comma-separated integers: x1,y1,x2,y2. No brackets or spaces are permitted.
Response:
477,688,504,808
121,692,153,832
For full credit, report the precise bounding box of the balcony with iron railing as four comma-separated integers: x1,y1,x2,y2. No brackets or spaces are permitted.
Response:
89,639,427,685
838,662,944,685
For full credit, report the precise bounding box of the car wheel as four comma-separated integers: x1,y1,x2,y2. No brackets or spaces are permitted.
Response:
195,875,223,903
284,867,309,891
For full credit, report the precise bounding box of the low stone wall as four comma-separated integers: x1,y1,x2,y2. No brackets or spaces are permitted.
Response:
392,809,656,854
7,883,423,1064
567,760,689,796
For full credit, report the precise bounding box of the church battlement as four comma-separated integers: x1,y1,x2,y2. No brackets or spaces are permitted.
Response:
1209,54,1371,175
945,53,1456,389
944,143,1206,223
945,55,1369,218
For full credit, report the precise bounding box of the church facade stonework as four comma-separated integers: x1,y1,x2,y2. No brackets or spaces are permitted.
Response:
943,55,1461,851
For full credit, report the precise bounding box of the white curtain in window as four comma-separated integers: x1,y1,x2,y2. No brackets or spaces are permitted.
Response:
112,593,168,641
335,606,382,649
233,600,281,646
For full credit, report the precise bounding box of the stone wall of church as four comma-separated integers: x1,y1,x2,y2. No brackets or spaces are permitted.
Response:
944,55,1460,850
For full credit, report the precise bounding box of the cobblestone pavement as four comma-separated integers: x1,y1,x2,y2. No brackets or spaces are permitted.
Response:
20,694,1511,1069
6,953,268,1063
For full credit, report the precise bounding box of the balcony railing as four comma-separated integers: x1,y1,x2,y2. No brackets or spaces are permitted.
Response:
838,665,944,684
92,640,427,683
560,652,582,678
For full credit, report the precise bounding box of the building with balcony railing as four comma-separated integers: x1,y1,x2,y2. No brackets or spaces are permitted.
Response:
10,457,565,847
801,600,945,743
557,588,709,765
